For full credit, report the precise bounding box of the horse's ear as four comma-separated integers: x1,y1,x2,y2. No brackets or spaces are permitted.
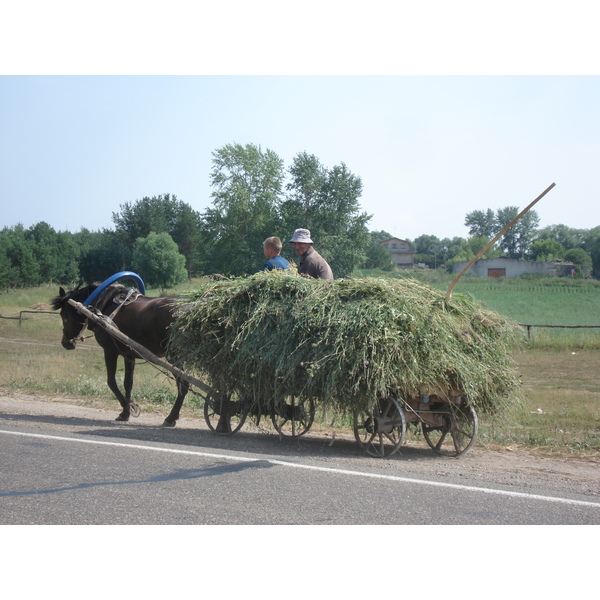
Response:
59,287,66,297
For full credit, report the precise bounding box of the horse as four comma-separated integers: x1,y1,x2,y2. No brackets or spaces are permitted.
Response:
51,284,189,426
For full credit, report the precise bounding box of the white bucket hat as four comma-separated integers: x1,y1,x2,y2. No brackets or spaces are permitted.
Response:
289,228,313,244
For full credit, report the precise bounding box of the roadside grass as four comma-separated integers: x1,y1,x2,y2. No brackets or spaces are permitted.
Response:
1,278,599,458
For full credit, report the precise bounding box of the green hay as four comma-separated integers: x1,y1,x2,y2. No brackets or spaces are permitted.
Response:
167,273,521,413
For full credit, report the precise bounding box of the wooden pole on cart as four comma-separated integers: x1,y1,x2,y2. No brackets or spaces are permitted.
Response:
67,299,212,394
445,182,556,304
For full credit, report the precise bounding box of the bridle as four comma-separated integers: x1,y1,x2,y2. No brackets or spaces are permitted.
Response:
66,313,93,345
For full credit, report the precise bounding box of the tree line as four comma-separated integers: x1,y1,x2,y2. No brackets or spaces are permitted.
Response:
410,210,599,275
2,142,600,289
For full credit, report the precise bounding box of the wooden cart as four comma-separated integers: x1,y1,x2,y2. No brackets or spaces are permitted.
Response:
68,290,478,459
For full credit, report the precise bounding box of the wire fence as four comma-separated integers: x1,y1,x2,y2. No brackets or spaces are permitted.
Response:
519,324,600,341
0,311,58,325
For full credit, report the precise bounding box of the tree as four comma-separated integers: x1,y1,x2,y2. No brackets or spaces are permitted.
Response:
362,230,394,270
529,239,565,262
446,235,503,269
464,208,496,238
465,206,540,259
564,247,592,267
280,152,327,229
112,194,202,277
133,232,187,290
200,143,284,276
537,224,586,250
5,225,40,286
495,206,540,258
589,236,600,277
513,210,540,258
282,154,371,277
76,228,132,283
26,222,57,282
0,232,11,289
439,236,468,262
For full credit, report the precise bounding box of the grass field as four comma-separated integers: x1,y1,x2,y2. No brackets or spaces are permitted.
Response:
1,276,599,458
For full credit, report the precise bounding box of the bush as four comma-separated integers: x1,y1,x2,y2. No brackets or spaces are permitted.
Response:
133,232,188,290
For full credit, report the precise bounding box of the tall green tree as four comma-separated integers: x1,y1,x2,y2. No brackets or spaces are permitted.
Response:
26,222,57,282
282,154,371,277
281,152,327,229
464,208,496,238
112,194,201,276
465,206,540,259
493,206,540,258
201,143,284,275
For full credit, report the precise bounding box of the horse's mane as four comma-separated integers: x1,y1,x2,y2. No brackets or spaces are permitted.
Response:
50,284,96,311
50,283,130,311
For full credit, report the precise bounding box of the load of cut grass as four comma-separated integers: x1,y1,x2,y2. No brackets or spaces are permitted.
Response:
167,272,521,413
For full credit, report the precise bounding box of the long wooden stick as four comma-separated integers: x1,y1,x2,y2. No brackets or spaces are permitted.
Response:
445,182,556,303
68,299,212,394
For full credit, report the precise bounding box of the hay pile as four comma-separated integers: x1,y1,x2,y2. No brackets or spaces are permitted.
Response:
167,273,521,413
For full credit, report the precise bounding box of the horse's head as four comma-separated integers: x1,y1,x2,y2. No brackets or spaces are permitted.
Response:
50,285,97,349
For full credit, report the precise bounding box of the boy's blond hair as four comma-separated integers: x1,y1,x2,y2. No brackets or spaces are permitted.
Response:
263,236,283,254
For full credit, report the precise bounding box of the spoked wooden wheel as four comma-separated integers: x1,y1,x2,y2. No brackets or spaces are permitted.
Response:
271,396,315,438
422,401,478,457
203,390,248,435
354,397,406,458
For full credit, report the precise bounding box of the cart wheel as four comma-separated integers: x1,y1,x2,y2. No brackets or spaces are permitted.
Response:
203,390,248,435
353,397,406,458
422,401,478,457
271,396,315,438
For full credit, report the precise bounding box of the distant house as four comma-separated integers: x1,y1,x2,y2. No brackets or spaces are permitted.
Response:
451,257,590,278
380,238,415,268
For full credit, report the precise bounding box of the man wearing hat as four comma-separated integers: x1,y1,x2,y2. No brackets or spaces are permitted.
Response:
289,228,334,280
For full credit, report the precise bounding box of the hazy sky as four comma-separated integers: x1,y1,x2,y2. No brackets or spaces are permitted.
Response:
2,4,599,242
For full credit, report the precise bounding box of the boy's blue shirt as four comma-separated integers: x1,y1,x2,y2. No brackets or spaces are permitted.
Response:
262,255,291,271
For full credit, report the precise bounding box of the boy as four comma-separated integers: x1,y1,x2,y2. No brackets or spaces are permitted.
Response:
262,237,291,271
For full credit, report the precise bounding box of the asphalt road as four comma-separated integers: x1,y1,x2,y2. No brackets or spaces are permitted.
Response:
1,395,599,525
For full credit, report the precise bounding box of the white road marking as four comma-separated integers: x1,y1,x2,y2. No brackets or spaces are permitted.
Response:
2,428,599,509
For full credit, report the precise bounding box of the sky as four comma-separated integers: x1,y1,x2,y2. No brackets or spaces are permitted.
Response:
1,4,599,244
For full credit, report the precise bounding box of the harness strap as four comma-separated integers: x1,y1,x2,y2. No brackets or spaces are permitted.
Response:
67,287,140,345
108,288,140,320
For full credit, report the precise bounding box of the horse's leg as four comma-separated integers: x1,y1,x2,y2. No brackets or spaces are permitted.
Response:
123,357,141,418
162,378,189,427
104,351,130,421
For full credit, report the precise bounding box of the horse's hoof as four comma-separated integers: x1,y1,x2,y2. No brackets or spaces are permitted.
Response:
115,415,130,422
129,402,141,418
162,419,176,427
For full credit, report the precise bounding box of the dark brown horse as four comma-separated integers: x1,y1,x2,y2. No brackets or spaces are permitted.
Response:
51,284,188,426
